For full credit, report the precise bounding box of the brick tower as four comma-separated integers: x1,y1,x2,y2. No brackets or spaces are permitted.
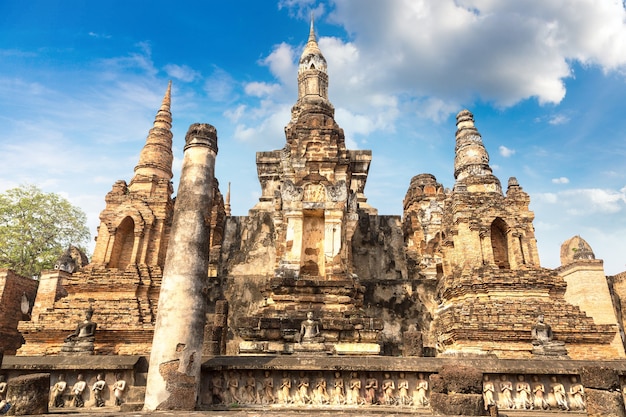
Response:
424,110,624,358
18,83,176,355
90,81,174,269
222,19,382,355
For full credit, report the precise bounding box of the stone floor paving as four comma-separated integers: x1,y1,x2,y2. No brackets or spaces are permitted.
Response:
17,408,583,417
29,411,436,417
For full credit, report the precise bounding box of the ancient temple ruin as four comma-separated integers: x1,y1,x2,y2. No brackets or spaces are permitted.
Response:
2,20,626,416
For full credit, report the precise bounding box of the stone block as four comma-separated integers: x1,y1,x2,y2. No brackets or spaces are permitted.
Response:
120,402,144,412
203,341,219,356
585,388,625,417
430,373,445,393
293,342,327,353
581,366,620,390
239,341,269,353
332,342,380,355
430,392,485,416
438,365,483,394
402,330,423,356
125,386,146,404
5,373,50,416
213,314,227,327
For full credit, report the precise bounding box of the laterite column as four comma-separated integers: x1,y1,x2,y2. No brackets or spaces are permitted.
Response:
144,123,218,410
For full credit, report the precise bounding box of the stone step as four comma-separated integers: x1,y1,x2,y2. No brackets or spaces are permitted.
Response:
119,402,144,412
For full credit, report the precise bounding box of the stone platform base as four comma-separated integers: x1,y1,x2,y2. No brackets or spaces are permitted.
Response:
201,356,626,415
1,355,148,409
332,343,380,355
239,341,381,355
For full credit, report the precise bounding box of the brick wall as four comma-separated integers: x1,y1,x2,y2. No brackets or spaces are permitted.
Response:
0,269,39,354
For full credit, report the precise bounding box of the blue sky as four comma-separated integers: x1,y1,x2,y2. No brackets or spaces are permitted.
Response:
1,0,625,274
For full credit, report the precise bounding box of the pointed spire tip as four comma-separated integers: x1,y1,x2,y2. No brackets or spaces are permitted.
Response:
309,12,316,42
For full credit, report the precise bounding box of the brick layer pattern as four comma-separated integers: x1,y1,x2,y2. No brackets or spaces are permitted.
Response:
18,265,162,356
436,267,617,348
0,270,38,354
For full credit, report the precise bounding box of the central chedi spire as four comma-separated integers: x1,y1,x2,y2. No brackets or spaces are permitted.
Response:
229,19,381,356
453,109,501,193
291,16,333,121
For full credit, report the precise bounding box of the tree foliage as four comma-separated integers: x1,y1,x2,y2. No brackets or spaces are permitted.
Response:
0,185,90,278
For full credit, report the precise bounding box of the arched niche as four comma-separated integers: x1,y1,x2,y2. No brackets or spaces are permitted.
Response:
108,216,135,269
491,217,510,269
300,209,325,277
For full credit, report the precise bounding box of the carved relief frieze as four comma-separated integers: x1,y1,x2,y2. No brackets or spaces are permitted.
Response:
282,180,303,202
205,370,432,409
325,180,347,202
483,374,585,412
303,183,325,202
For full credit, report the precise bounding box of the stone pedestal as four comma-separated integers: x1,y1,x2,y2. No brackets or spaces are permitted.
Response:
293,342,328,353
532,341,568,357
60,338,95,355
332,342,380,355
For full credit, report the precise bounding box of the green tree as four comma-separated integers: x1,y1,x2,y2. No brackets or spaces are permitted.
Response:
0,185,90,278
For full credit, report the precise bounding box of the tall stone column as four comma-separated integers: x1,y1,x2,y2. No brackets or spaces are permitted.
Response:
144,123,218,411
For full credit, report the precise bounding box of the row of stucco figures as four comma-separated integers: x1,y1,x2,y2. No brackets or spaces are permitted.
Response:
50,373,126,408
210,371,430,407
482,374,585,411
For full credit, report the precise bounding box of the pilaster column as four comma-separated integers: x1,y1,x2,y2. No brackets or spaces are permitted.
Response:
284,211,303,263
324,211,342,259
129,232,142,265
104,227,116,267
479,229,493,266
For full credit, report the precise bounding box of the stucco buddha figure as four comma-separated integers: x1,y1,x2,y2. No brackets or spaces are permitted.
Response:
61,307,97,355
531,314,567,356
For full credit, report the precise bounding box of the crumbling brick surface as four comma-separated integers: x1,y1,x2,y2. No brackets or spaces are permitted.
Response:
580,366,620,390
156,360,197,411
586,388,626,417
5,373,50,416
0,270,38,354
429,392,485,416
438,366,483,395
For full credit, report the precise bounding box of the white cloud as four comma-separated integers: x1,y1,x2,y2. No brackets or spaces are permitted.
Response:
0,48,37,58
534,192,558,204
224,104,247,123
244,82,281,98
100,42,157,77
417,97,459,123
567,188,626,214
323,0,626,113
88,31,111,39
552,177,570,184
225,0,626,149
204,68,238,102
499,145,516,157
261,43,297,88
163,64,200,82
232,103,291,148
548,114,570,125
278,0,325,19
537,187,626,215
532,186,626,274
